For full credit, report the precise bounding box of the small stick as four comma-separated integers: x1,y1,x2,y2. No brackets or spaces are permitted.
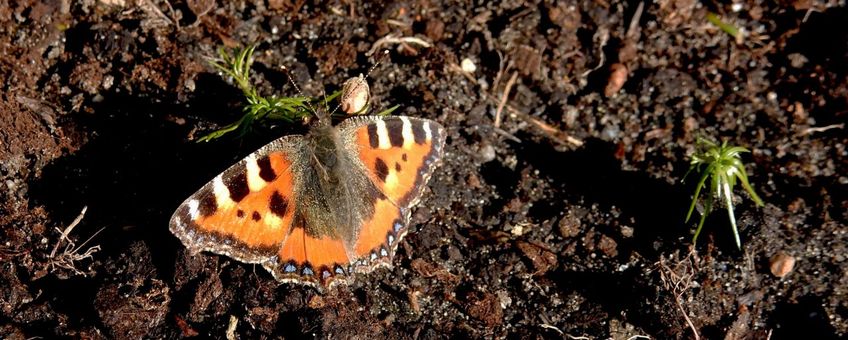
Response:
800,123,843,135
626,2,645,39
50,206,88,259
495,71,518,128
368,34,432,56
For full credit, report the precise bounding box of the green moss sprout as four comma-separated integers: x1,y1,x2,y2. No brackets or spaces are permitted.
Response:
684,137,764,249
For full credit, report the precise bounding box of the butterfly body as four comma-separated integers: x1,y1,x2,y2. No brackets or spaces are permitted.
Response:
170,115,445,287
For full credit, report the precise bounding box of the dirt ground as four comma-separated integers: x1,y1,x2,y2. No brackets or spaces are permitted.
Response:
1,0,846,338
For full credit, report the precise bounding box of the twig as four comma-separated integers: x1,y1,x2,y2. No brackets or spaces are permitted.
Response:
225,315,238,340
187,0,215,28
524,115,584,147
800,123,843,136
368,33,432,56
580,27,609,78
50,206,88,258
141,0,175,26
537,311,563,335
540,324,564,335
161,0,180,30
626,2,645,39
495,71,518,128
491,51,506,94
46,206,104,276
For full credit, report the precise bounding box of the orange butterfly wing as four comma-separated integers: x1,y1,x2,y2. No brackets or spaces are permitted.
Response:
170,140,299,263
169,137,352,286
338,116,446,268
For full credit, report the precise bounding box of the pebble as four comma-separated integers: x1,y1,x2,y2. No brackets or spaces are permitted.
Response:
461,58,477,73
769,252,796,278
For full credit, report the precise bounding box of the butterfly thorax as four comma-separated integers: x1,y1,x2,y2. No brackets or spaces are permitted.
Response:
294,122,377,248
305,123,341,181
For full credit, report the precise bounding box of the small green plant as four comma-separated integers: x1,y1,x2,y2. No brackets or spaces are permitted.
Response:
201,44,318,142
200,45,398,141
706,12,740,40
684,137,764,249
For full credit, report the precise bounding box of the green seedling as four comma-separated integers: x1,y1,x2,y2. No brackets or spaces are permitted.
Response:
706,12,740,40
200,44,399,142
200,45,317,142
684,137,764,249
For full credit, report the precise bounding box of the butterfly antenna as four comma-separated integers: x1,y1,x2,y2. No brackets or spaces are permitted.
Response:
280,65,322,120
364,49,390,81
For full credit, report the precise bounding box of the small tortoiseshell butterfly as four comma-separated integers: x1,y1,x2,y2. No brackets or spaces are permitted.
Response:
169,75,445,288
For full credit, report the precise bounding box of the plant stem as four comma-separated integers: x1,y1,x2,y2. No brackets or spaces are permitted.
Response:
722,179,741,249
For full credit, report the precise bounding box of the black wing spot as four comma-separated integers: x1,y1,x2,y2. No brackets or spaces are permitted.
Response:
197,189,217,217
270,191,289,217
402,153,408,162
367,123,380,148
395,162,401,172
227,172,250,202
412,121,426,144
387,120,405,147
257,155,277,182
237,209,245,218
252,211,262,221
375,158,389,182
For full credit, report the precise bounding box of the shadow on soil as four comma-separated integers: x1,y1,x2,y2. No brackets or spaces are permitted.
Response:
513,136,696,335
25,76,287,333
514,136,693,257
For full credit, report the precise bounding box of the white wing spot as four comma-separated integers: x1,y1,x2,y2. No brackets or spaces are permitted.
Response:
213,176,236,210
244,154,266,192
376,119,391,149
400,117,415,149
422,121,432,142
187,200,200,221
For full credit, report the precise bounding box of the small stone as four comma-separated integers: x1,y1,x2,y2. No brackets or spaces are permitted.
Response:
461,58,477,73
601,123,620,141
620,225,634,238
477,143,495,162
769,252,796,278
787,53,808,68
308,295,325,308
102,74,114,90
604,63,628,97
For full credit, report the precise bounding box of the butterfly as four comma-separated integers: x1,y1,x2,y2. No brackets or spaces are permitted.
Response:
169,91,445,288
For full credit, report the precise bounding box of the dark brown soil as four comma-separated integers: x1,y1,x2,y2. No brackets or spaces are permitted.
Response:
2,0,846,339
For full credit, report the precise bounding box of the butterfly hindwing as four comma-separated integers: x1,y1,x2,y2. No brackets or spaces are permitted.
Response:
267,223,352,285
